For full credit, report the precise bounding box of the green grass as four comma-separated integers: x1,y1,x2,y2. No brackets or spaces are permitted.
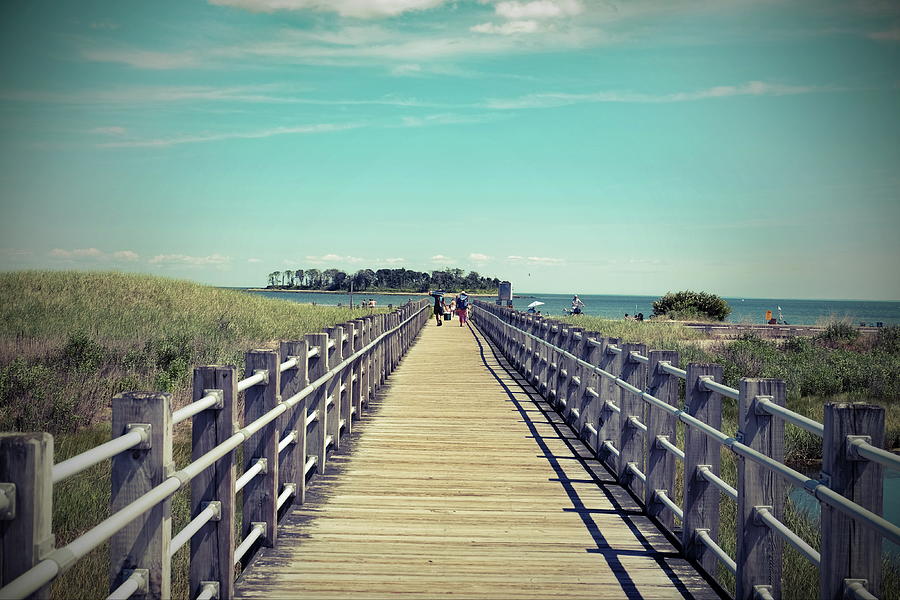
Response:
0,270,389,599
559,315,900,598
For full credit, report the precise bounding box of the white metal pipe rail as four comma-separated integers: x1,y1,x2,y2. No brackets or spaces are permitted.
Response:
170,501,220,558
474,305,900,565
478,305,900,597
0,301,430,600
106,569,146,600
51,427,148,484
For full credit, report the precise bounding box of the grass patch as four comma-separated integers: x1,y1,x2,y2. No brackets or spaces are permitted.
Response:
0,270,389,599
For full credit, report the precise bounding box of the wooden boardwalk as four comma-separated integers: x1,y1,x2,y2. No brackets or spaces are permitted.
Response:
235,319,721,599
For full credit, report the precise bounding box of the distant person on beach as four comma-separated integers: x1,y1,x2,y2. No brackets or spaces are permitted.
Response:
571,295,584,315
429,291,445,326
456,291,470,326
624,313,631,320
636,313,644,322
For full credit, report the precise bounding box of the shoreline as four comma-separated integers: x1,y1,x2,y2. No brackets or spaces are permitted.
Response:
244,288,499,297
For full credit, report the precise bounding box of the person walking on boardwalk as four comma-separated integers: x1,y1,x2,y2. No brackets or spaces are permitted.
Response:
455,291,470,326
430,290,445,326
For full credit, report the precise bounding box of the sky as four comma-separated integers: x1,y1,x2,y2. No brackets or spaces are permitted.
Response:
0,0,898,300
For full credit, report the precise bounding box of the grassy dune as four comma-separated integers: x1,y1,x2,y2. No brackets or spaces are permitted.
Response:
0,271,386,599
558,314,900,598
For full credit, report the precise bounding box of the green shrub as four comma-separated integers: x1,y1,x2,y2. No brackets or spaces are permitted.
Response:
814,322,859,348
59,334,107,373
652,290,731,321
874,325,900,355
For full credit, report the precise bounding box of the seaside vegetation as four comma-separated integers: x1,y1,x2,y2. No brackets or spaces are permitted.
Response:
263,266,501,294
652,290,732,321
558,314,900,598
0,270,387,599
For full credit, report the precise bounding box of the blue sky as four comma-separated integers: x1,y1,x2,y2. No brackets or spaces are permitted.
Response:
0,0,898,300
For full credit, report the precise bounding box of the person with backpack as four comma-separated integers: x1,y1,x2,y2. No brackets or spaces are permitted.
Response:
455,291,469,326
429,290,445,326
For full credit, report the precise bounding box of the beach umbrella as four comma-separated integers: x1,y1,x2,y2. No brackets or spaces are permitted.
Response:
527,301,545,308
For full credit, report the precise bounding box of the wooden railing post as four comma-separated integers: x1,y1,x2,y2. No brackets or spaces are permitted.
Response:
361,317,373,408
736,378,785,600
340,322,355,438
305,333,329,475
682,363,724,577
618,343,648,498
821,403,885,600
535,320,549,394
573,331,599,445
561,327,583,421
598,338,621,468
0,432,54,599
279,341,309,506
645,350,679,533
190,366,237,600
242,349,280,553
351,320,365,419
110,392,172,599
324,326,344,452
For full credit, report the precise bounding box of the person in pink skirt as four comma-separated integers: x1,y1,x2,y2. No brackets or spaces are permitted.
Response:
455,291,470,326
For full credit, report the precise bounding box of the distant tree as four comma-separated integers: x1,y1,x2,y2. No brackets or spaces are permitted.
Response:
293,269,304,289
652,291,731,321
267,271,279,287
305,268,321,289
332,270,348,290
353,269,376,290
284,270,295,288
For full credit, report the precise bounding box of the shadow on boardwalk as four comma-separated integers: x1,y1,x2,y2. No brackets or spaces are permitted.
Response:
235,319,723,599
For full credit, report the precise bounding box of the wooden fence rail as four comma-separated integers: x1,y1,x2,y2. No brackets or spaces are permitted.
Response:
472,300,897,600
0,300,430,600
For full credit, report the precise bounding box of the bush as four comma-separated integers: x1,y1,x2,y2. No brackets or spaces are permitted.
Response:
814,322,859,349
652,290,731,321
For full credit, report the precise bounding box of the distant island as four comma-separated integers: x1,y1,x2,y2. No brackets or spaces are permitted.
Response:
260,267,501,294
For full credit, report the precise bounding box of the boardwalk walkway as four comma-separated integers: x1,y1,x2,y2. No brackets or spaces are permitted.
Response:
235,319,721,599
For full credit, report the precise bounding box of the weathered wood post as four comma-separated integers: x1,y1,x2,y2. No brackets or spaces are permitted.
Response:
110,392,173,598
562,327,584,420
618,343,648,499
535,320,549,394
736,378,785,600
242,349,280,553
682,364,724,577
190,366,237,600
351,320,365,419
645,351,679,533
324,326,343,452
305,334,329,476
598,339,622,469
821,403,885,600
340,322,355,438
361,317,374,407
0,432,54,599
577,332,602,452
279,341,309,506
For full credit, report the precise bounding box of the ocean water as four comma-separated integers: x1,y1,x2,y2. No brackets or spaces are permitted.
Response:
240,290,900,326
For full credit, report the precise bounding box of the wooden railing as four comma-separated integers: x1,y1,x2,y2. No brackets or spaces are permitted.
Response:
0,299,430,600
472,300,899,600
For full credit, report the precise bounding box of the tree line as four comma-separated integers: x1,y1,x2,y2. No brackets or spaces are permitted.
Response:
265,268,501,293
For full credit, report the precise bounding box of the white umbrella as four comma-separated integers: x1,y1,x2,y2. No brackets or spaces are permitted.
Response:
527,301,545,308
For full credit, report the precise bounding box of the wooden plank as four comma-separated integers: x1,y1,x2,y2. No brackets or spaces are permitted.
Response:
190,366,237,600
0,432,54,600
235,319,718,600
110,392,172,599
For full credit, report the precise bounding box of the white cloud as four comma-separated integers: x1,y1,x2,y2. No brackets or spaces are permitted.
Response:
431,254,454,264
383,257,406,263
49,248,140,262
484,81,826,109
305,254,366,264
81,49,198,70
507,255,524,260
526,256,564,264
89,126,126,135
494,0,582,20
149,253,230,266
112,250,140,261
247,258,263,263
99,122,360,148
471,20,540,35
469,253,491,261
869,28,900,41
209,0,449,18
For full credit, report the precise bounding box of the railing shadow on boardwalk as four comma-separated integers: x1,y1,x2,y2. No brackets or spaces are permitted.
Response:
467,322,722,600
472,300,900,600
